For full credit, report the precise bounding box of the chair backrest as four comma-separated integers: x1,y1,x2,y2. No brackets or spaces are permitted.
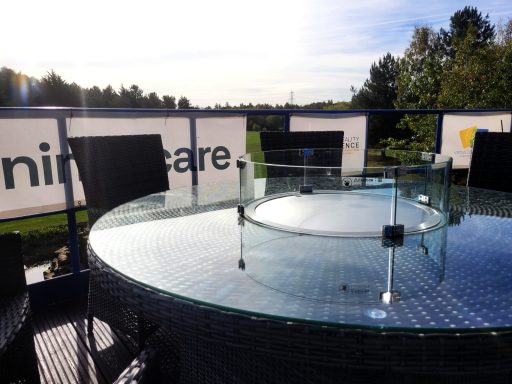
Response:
467,132,512,192
68,134,170,226
0,232,26,296
259,131,344,178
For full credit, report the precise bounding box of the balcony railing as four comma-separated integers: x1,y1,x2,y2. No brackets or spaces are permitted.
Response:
0,107,510,307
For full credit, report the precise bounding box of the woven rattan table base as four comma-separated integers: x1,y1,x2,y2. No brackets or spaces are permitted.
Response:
88,249,512,383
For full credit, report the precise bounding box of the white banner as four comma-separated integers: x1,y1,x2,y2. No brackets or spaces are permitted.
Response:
440,112,512,169
0,114,246,219
196,116,247,205
289,114,368,170
196,116,246,185
0,118,67,218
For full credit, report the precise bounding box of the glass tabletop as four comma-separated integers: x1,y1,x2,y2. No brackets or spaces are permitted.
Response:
89,182,512,333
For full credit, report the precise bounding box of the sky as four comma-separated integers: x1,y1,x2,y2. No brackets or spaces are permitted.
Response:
2,0,512,107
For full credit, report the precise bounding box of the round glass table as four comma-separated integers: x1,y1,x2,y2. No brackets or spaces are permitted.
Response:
88,182,512,383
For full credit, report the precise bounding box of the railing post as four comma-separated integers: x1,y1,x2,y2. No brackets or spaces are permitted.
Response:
67,210,81,274
189,117,199,186
435,112,444,153
283,112,290,132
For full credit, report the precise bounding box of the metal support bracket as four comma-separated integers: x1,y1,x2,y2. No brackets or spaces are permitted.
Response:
384,166,408,179
381,224,404,247
418,194,431,206
379,290,401,303
421,152,435,162
382,224,404,238
299,185,313,194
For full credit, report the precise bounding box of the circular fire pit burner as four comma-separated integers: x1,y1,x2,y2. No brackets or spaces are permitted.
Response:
244,191,443,237
238,148,453,237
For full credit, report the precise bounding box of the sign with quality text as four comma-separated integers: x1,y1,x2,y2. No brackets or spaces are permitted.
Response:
290,113,368,171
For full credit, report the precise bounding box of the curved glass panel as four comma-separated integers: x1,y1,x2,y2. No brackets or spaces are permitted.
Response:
238,149,452,237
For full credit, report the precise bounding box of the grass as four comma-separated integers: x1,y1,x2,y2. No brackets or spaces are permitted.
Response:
246,131,261,153
245,131,267,178
0,211,90,268
0,210,88,234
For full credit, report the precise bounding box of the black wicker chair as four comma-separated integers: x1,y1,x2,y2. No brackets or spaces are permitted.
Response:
468,132,512,192
0,232,40,384
113,347,158,384
260,130,344,179
113,326,181,384
68,134,170,349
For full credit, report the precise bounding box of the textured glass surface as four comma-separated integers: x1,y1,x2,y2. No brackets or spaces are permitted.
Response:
90,183,512,332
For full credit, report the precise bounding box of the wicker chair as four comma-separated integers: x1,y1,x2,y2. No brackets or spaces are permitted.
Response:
68,134,170,349
467,132,512,192
0,232,40,384
113,326,181,384
113,347,158,384
259,130,344,179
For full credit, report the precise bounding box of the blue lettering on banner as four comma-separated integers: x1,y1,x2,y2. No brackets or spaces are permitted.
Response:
2,142,232,190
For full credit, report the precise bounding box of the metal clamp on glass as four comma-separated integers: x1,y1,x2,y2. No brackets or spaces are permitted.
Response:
299,185,313,193
379,290,401,304
421,152,435,162
382,224,404,238
384,166,408,179
381,224,404,247
418,194,431,205
236,158,245,169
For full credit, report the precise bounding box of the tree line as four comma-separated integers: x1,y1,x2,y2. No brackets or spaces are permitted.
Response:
0,68,192,109
0,66,350,131
351,6,512,149
0,65,351,112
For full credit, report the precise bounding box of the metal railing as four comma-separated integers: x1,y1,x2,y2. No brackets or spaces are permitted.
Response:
1,107,510,306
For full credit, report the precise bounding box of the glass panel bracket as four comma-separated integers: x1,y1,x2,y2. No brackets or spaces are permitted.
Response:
236,159,245,169
381,224,404,248
380,290,401,303
418,194,431,205
384,166,408,179
299,185,313,194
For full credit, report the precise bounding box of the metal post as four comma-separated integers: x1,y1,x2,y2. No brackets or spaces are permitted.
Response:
67,211,81,274
189,117,198,186
283,113,290,132
390,171,398,225
57,115,81,276
435,113,444,153
387,247,394,293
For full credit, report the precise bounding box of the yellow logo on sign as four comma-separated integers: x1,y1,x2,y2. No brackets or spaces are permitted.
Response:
459,126,477,149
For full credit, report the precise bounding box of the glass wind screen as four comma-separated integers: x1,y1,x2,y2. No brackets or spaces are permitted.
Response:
238,149,452,237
